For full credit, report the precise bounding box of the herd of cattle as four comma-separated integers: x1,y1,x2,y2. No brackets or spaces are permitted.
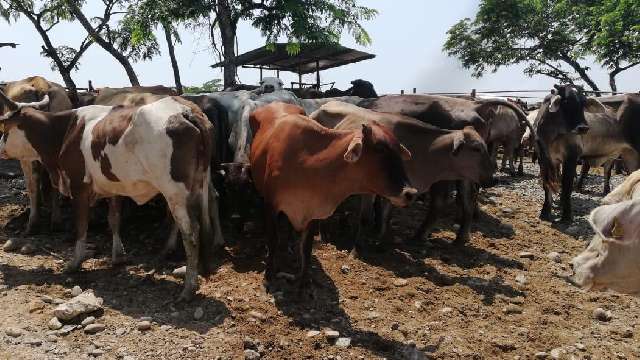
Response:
1,75,639,302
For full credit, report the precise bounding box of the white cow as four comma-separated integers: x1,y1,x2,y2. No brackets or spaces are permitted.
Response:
571,198,640,295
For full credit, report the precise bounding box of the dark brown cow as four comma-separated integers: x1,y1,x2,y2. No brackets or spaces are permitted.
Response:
0,76,72,234
249,102,417,289
311,101,493,247
536,85,640,222
0,93,222,301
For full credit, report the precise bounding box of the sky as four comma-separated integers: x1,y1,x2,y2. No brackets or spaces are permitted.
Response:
0,0,637,96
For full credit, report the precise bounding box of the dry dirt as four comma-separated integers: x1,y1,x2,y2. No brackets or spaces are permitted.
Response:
1,158,639,360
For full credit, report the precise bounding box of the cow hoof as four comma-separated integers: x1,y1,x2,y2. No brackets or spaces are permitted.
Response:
275,272,296,282
63,263,81,273
2,238,21,252
559,217,573,225
21,227,38,236
539,212,552,222
50,221,64,233
453,237,469,246
111,255,130,267
176,289,196,303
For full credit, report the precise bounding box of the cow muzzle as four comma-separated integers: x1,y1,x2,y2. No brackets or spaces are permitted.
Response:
389,186,418,207
573,124,590,135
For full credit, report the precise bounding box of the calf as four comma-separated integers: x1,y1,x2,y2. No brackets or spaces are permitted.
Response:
0,92,222,301
486,105,527,175
0,76,72,234
311,101,493,246
536,86,640,222
571,198,640,296
249,102,416,289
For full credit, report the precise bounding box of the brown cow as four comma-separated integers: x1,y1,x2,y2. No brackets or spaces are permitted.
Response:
249,102,417,289
311,101,494,247
0,76,72,234
0,92,222,301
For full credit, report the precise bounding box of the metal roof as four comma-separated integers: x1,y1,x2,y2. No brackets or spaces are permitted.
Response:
210,43,375,74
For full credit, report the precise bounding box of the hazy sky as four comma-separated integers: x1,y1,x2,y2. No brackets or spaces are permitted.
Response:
1,0,637,95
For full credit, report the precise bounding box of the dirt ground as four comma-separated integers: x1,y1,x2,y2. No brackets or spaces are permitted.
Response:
1,157,639,360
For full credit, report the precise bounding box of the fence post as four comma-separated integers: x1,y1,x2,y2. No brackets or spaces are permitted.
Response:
412,88,416,94
400,89,404,95
471,89,476,98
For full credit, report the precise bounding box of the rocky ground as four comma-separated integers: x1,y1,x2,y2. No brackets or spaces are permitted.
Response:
0,158,638,360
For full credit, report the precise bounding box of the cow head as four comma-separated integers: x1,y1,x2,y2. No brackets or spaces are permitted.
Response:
258,77,284,94
547,84,590,134
344,122,417,207
217,162,261,222
571,199,640,295
0,89,50,160
449,126,494,185
348,79,378,98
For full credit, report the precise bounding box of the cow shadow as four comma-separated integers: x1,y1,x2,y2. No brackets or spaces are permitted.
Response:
269,256,439,359
0,263,229,333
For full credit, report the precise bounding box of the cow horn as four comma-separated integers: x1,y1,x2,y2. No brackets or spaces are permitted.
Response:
452,131,465,156
17,95,50,109
0,89,19,111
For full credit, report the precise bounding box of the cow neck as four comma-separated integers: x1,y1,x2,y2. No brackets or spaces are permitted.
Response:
18,108,76,173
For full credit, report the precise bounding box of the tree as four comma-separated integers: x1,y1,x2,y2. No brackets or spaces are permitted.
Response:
0,0,99,106
175,0,377,88
183,79,222,93
118,0,185,93
444,0,602,92
578,0,640,93
66,0,160,86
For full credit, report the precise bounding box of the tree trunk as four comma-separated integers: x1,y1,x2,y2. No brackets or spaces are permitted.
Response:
217,0,238,89
560,54,601,96
68,2,140,86
162,23,183,94
21,12,81,107
609,73,618,95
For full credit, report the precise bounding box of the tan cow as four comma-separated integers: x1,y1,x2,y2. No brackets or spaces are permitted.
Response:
571,198,640,295
0,76,72,234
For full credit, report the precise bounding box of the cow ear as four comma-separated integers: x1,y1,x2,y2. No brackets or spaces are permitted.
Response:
344,133,363,163
452,132,465,156
399,143,412,161
585,98,607,114
361,123,373,141
589,202,633,244
549,95,562,113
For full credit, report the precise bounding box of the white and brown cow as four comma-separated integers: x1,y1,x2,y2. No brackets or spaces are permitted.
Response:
0,92,222,301
0,76,72,235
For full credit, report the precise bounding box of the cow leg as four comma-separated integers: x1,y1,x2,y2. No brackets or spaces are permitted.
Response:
575,163,589,193
454,181,476,245
375,197,393,241
64,187,92,272
263,203,280,289
294,221,318,291
603,160,614,196
20,160,39,235
108,197,127,265
540,183,554,221
49,190,62,231
352,195,373,256
159,203,180,258
411,183,447,243
169,195,201,302
506,142,517,175
207,181,224,248
517,145,525,176
560,154,578,223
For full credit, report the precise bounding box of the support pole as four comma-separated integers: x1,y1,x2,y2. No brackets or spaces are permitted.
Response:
316,60,320,89
260,67,263,82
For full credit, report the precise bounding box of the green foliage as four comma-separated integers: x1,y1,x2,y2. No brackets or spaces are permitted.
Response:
184,79,223,93
444,0,584,81
444,0,640,90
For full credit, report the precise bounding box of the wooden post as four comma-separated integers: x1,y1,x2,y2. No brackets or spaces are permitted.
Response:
471,89,477,98
276,70,280,78
259,67,263,82
412,88,416,94
298,72,302,89
315,60,320,89
401,90,405,95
